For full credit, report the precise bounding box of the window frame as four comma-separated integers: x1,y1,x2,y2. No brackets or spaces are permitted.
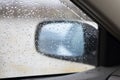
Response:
71,0,120,67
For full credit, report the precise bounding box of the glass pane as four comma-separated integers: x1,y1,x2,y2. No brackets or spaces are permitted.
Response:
38,22,84,57
0,0,98,78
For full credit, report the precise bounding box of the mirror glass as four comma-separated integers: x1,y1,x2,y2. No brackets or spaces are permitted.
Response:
35,21,98,64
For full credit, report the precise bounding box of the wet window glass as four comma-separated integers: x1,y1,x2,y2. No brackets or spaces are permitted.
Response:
0,0,98,78
38,22,85,57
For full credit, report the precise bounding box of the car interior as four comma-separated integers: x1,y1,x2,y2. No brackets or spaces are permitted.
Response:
1,0,120,80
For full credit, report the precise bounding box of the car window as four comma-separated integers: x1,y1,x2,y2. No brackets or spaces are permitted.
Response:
0,0,98,78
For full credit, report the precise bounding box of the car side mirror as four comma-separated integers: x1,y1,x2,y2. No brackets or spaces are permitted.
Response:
35,20,98,65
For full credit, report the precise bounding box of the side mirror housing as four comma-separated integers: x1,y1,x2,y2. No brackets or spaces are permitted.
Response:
35,20,98,65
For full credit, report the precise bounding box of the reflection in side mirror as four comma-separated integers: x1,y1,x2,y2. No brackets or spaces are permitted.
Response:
35,20,98,65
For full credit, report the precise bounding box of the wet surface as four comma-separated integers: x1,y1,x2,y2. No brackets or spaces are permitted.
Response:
0,18,94,78
0,0,96,78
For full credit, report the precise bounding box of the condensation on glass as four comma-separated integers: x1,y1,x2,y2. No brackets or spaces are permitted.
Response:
0,0,98,78
38,22,85,56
